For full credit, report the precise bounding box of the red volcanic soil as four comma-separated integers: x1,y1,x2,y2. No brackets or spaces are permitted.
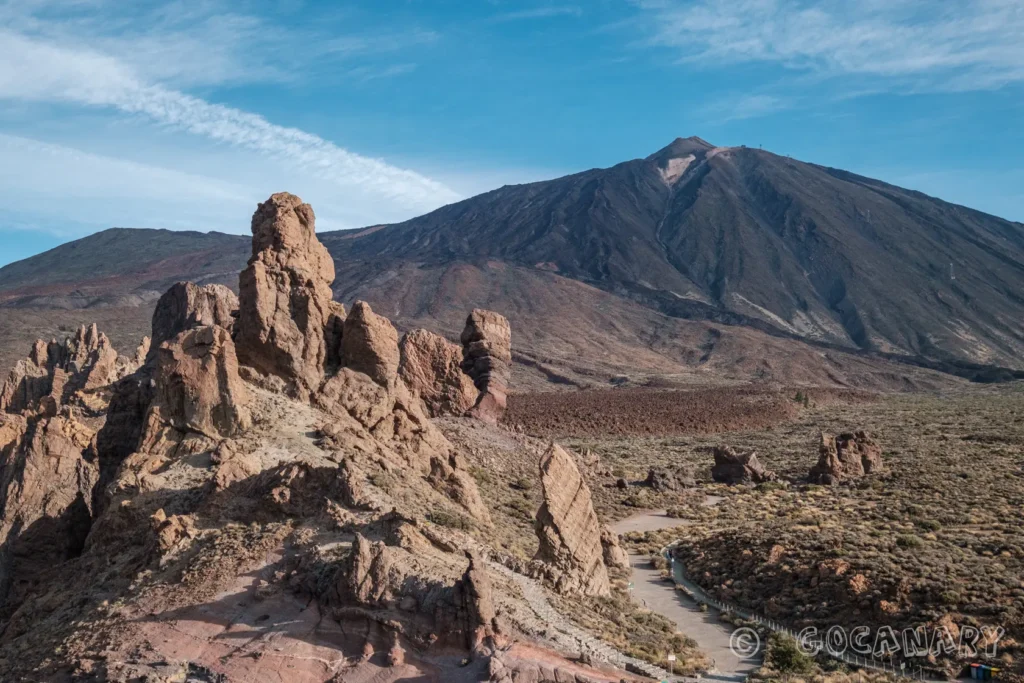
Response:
504,386,875,438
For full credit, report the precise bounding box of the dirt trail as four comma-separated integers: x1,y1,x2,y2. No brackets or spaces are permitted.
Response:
611,502,761,683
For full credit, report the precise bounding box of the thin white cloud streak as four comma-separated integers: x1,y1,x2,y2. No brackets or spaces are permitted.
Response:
634,0,1024,91
489,6,583,22
0,29,460,209
701,93,792,121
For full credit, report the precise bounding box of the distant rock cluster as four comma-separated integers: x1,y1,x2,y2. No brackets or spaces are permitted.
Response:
809,430,884,484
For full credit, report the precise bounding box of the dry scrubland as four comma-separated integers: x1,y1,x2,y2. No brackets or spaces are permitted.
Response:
507,383,1024,680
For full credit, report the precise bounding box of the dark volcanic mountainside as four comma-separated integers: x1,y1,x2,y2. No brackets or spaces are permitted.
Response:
330,137,1024,369
0,228,248,307
2,137,1023,382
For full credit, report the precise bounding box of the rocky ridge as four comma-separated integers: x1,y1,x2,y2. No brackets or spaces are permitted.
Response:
0,193,638,683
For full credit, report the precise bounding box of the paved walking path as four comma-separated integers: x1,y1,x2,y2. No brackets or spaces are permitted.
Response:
611,504,761,682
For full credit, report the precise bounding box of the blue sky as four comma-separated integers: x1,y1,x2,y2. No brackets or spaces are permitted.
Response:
2,0,1023,267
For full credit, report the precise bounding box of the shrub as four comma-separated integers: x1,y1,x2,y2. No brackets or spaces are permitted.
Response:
427,509,473,531
510,477,532,491
896,534,923,549
767,633,816,674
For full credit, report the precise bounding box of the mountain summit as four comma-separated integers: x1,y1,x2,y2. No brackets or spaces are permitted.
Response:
330,138,1024,369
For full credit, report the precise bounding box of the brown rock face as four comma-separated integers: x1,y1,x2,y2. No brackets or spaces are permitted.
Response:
149,281,239,355
144,325,251,444
398,329,477,417
533,443,610,596
809,431,884,484
339,531,501,652
0,412,97,604
711,445,777,485
235,192,336,397
460,309,512,424
342,301,400,387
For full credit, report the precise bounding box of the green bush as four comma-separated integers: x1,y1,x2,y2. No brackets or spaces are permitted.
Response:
427,509,473,531
767,633,816,674
896,534,923,549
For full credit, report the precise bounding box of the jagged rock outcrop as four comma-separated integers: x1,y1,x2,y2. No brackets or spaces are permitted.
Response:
809,430,884,484
0,324,121,413
711,445,777,485
427,453,493,526
98,280,239,477
139,325,251,455
398,329,477,417
149,281,239,355
644,465,696,492
235,192,337,398
316,366,492,526
533,443,610,596
0,411,97,604
338,531,501,651
342,302,400,388
461,310,512,424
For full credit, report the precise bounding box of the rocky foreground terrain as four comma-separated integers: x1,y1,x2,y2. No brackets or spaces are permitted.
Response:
0,193,705,682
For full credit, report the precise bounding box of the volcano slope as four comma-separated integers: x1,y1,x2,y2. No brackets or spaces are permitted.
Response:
328,137,1024,372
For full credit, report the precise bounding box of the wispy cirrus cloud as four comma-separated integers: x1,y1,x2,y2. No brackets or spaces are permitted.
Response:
0,1,457,211
633,0,1024,91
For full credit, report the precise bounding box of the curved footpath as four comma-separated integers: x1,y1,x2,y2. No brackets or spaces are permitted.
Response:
611,505,761,683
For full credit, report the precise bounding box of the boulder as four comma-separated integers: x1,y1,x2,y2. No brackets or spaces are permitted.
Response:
149,281,239,356
644,465,696,492
342,301,400,387
460,309,511,424
533,443,610,596
235,192,337,398
140,326,251,453
398,329,477,417
711,445,776,485
809,431,884,484
600,526,630,570
338,532,501,651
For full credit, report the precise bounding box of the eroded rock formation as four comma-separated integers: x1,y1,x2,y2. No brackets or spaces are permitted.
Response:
809,430,884,484
461,309,512,424
235,192,337,398
534,443,610,596
144,325,251,444
711,445,777,485
398,329,477,417
0,324,123,413
338,530,502,652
